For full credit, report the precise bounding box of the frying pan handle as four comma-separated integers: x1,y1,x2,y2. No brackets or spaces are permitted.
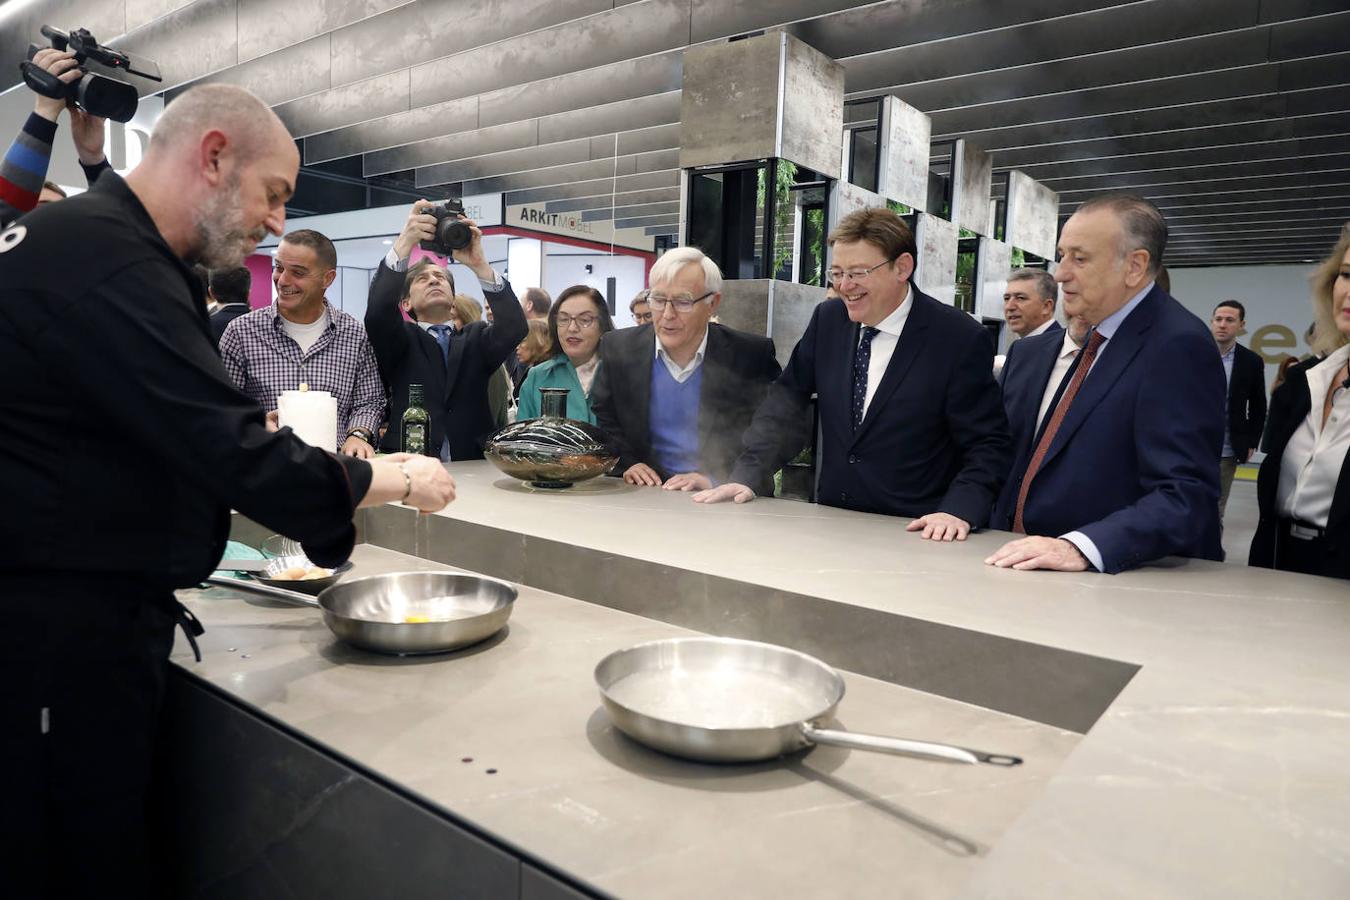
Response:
801,725,1022,767
204,574,323,609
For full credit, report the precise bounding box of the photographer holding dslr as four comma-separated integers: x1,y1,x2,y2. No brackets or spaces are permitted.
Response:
366,199,528,460
0,46,111,226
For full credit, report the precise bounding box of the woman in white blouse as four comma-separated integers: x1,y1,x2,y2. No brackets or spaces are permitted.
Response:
1250,226,1350,579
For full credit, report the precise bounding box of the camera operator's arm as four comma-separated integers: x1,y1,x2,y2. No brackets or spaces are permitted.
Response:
69,106,110,187
365,201,436,366
0,49,81,225
454,217,527,371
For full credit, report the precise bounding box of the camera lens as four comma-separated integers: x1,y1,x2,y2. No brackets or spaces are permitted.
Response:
440,219,472,251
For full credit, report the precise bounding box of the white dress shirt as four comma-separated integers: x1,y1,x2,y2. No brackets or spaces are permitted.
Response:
655,328,709,383
1025,319,1056,339
858,290,913,420
1061,281,1153,571
1276,344,1350,529
1035,329,1082,432
1219,344,1236,458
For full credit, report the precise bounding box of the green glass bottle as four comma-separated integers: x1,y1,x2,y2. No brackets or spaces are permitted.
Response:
402,383,429,455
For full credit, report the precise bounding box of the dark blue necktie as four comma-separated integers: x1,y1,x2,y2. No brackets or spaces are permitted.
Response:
428,324,452,366
852,326,880,430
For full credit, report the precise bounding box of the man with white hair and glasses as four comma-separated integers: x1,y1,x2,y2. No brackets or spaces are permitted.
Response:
590,246,784,493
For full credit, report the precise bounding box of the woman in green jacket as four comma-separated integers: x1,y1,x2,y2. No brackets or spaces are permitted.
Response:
516,285,615,423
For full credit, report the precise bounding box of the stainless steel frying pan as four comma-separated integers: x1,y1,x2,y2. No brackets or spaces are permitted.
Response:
595,637,1023,766
205,570,516,656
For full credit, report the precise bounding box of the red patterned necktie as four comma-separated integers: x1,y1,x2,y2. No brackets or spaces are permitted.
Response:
1013,329,1107,533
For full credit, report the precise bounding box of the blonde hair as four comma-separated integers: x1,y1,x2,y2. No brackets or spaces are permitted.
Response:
1309,223,1350,357
451,294,483,325
517,319,552,364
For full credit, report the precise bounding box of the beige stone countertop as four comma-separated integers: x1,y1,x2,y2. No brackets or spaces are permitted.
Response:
409,461,1350,898
178,544,1078,899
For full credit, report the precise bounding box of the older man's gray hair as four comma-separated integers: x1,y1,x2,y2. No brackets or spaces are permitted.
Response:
648,246,724,294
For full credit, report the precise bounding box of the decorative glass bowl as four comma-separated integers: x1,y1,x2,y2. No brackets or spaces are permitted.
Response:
485,388,619,489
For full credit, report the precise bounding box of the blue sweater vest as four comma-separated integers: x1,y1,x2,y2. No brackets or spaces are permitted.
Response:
649,361,702,476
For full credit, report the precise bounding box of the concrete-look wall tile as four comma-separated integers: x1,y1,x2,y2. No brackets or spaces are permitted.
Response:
118,0,239,93
715,279,772,337
770,281,828,368
679,33,781,169
915,213,959,305
236,0,411,64
978,236,1014,326
779,36,844,179
953,140,993,236
275,68,410,138
879,95,930,211
1006,170,1061,260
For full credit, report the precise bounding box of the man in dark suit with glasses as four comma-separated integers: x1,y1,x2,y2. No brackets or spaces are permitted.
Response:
695,207,1012,540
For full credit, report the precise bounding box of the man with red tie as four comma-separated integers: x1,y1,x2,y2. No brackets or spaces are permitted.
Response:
985,194,1226,573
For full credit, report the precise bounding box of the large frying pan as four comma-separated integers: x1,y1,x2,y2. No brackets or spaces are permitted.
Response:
205,570,516,656
595,637,1023,766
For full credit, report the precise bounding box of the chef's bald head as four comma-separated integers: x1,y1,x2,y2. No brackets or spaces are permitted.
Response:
150,84,293,163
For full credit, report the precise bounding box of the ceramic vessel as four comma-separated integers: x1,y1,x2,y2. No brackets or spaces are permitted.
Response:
485,388,619,489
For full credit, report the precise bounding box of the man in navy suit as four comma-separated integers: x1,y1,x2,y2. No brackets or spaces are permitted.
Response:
694,207,1012,541
986,194,1226,573
993,268,1062,378
999,312,1091,467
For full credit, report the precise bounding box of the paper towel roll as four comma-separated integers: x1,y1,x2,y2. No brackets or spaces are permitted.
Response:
277,389,338,451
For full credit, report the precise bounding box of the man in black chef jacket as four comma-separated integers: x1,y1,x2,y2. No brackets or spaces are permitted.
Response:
0,84,455,897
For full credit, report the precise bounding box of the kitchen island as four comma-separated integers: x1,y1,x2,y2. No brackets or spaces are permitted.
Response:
166,461,1350,898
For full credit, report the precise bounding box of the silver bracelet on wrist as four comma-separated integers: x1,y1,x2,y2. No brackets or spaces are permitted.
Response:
398,462,413,501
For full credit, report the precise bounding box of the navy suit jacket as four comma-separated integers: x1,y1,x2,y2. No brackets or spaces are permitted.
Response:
730,287,1012,526
365,261,527,459
998,324,1069,465
991,285,1226,573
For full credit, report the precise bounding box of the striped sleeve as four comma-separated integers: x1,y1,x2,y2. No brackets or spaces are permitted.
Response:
0,113,58,226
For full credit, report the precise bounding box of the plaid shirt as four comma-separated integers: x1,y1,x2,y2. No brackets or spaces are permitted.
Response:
219,301,386,450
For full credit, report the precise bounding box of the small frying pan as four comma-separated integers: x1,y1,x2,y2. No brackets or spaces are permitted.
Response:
205,570,516,656
595,637,1022,766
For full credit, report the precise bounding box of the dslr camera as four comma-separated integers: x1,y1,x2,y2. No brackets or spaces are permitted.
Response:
420,199,474,256
20,25,162,123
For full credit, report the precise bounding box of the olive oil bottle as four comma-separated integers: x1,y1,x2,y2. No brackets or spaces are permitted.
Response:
402,384,429,454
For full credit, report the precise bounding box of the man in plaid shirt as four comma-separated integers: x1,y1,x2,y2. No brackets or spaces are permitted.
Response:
219,229,386,455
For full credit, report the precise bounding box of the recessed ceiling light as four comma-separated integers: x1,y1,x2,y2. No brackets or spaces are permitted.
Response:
382,240,392,245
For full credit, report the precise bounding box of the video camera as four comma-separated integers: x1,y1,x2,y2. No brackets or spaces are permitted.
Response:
420,199,474,257
20,25,162,123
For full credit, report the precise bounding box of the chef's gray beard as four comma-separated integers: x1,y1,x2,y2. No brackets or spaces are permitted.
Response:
191,172,266,269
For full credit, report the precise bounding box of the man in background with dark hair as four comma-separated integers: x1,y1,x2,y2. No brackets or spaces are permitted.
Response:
1210,299,1267,518
366,200,527,460
208,265,252,343
987,194,1225,573
220,228,385,456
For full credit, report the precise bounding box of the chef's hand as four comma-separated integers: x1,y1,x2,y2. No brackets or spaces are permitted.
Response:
341,434,374,459
28,49,82,122
984,536,1090,572
692,482,755,504
400,456,456,513
623,463,662,487
392,199,436,260
265,410,280,432
906,512,970,542
663,472,712,492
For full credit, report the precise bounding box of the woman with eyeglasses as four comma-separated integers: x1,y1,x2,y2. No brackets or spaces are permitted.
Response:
515,284,615,422
1249,225,1350,580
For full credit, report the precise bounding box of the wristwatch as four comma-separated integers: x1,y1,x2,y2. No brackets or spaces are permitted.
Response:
347,427,375,446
